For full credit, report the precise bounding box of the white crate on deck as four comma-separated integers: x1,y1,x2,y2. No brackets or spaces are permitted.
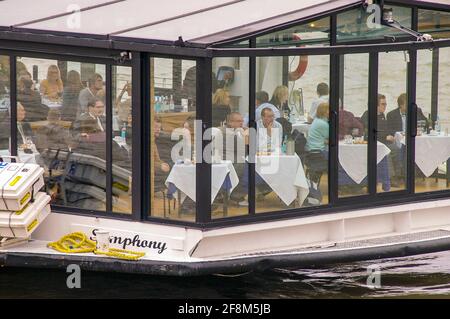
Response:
0,161,45,211
0,192,51,238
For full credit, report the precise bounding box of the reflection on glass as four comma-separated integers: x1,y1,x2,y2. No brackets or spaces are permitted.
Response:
150,58,196,221
378,52,410,192
211,57,249,219
415,48,450,193
337,6,412,43
15,57,109,211
254,55,329,214
112,66,132,213
0,56,10,156
419,9,450,39
256,17,330,47
338,53,369,198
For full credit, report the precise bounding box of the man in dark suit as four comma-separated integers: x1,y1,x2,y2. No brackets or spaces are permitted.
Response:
387,93,427,136
362,94,394,144
386,93,427,186
72,98,105,136
17,102,34,146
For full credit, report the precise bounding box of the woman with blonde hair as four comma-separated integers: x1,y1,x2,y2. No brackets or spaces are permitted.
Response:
305,102,329,155
40,64,64,101
269,85,289,115
212,88,231,127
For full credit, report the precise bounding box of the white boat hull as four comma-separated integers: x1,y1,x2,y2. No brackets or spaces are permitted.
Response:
2,198,450,276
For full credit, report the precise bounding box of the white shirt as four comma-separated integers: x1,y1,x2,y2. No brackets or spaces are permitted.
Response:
256,119,283,153
310,95,329,119
88,112,104,132
255,103,281,123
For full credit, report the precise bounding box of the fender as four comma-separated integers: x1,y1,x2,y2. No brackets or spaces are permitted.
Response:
288,34,308,81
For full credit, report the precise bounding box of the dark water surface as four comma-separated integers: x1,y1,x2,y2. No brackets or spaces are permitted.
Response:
1,251,450,298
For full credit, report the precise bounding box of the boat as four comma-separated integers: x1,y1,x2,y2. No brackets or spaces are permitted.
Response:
1,0,450,276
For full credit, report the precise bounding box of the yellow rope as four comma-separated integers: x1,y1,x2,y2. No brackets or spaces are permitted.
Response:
47,232,145,261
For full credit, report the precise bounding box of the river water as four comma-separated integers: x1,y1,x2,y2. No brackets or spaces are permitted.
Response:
1,250,450,298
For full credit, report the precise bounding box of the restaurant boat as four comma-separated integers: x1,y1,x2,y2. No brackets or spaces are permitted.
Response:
1,0,450,276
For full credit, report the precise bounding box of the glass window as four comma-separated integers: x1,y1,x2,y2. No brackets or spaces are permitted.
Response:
0,56,10,157
217,40,249,48
150,58,197,221
415,47,450,193
112,65,133,213
256,17,330,48
337,6,412,43
15,57,113,212
211,57,249,219
254,54,330,213
378,51,409,193
419,9,450,39
338,53,369,198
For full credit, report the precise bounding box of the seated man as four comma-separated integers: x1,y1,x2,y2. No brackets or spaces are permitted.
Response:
339,103,364,140
221,112,248,205
153,117,171,188
73,99,128,165
256,107,283,153
308,83,329,122
72,98,105,138
78,73,104,115
17,102,36,152
386,93,427,185
17,75,49,122
387,93,427,136
361,94,394,144
35,109,72,152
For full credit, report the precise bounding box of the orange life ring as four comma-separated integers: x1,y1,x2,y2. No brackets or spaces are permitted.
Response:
288,34,308,81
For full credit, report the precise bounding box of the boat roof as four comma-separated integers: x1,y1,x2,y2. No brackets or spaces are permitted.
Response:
0,0,449,48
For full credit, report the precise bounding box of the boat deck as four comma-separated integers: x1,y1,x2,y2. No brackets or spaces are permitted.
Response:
2,228,450,276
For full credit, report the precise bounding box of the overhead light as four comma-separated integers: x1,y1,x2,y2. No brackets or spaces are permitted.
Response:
310,23,315,28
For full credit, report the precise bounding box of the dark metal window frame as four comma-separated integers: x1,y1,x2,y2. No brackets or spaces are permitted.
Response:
203,37,450,229
0,1,449,230
2,38,450,229
0,46,137,222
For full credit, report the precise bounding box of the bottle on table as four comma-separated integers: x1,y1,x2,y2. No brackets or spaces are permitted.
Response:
281,135,287,154
169,94,175,112
435,117,441,133
121,122,127,143
427,114,432,134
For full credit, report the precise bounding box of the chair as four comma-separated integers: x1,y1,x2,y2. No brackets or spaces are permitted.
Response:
154,184,176,218
292,129,308,161
304,150,328,187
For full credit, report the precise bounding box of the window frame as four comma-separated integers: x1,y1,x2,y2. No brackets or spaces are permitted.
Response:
0,1,450,229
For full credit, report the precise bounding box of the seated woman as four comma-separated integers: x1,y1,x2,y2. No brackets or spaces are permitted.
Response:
61,70,84,122
305,102,329,157
212,88,231,127
40,65,63,102
18,76,49,122
269,85,289,116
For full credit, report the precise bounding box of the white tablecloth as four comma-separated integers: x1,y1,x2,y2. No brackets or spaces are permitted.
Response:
415,135,450,177
255,154,309,206
165,161,239,203
291,122,311,136
338,142,391,184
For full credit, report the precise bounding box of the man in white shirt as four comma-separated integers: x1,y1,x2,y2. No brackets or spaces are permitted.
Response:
256,107,283,153
308,82,329,122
